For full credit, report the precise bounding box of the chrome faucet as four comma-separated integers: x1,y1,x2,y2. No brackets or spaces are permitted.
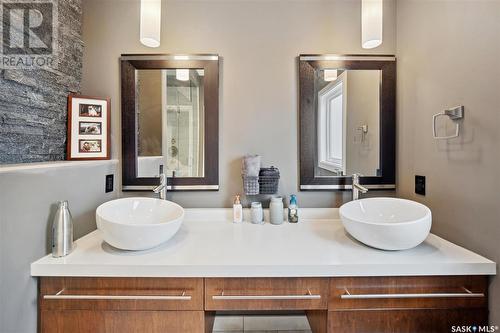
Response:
352,173,368,200
153,166,167,200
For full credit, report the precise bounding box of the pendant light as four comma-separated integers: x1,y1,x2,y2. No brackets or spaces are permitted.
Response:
140,0,161,48
176,69,189,81
361,0,383,49
324,69,338,82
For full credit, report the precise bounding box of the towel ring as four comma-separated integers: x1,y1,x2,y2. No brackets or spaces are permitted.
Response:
432,106,464,140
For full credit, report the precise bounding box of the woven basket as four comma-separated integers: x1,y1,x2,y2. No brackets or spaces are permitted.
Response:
243,176,259,195
258,167,280,194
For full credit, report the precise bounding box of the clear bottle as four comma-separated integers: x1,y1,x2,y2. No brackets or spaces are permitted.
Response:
251,202,264,224
233,195,243,223
52,201,74,257
288,195,299,223
270,197,284,225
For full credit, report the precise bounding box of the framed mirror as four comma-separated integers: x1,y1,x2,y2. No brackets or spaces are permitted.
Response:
121,54,219,191
299,55,396,190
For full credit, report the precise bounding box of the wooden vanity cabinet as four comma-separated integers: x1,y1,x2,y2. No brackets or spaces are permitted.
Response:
205,278,329,311
40,277,204,311
327,276,489,333
38,276,489,333
40,310,210,333
39,277,213,333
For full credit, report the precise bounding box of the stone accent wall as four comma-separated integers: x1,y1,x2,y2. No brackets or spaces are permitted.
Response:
0,0,83,164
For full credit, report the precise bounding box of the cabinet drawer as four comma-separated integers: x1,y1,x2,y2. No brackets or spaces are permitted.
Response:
40,277,203,311
205,278,329,310
329,276,488,310
41,310,206,333
328,309,488,333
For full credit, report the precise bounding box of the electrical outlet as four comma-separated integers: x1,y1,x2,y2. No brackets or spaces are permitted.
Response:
105,174,114,193
415,175,426,196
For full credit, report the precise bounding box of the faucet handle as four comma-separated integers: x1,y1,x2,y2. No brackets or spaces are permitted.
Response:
351,173,368,200
354,184,369,193
352,173,364,182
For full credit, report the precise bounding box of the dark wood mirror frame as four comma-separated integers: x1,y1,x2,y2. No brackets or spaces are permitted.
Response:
299,54,396,191
121,54,219,191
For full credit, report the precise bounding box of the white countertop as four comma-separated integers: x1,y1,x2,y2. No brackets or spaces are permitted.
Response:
31,208,496,278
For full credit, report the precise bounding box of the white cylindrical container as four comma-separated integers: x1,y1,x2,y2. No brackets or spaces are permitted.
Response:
361,0,383,49
269,197,284,225
250,202,264,224
140,0,161,48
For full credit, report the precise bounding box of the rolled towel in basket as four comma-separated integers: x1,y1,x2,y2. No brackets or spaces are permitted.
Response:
242,154,261,177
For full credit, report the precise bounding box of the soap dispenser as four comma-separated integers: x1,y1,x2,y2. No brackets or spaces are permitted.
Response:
233,195,243,223
288,194,299,223
51,201,74,257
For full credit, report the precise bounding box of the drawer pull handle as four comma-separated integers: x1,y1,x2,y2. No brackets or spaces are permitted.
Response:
340,287,484,299
212,289,321,300
44,289,192,301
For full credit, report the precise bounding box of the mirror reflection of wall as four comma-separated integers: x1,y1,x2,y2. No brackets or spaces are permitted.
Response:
136,69,205,178
314,69,381,178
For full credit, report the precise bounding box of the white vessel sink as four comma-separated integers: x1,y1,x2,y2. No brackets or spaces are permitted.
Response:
96,197,184,251
339,197,432,250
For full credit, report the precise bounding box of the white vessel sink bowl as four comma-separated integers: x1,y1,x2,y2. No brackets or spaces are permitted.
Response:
339,197,432,251
96,197,184,251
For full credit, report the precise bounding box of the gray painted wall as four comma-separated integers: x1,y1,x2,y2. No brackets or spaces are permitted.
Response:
345,70,380,176
0,161,118,333
396,0,500,323
81,0,397,208
0,0,83,164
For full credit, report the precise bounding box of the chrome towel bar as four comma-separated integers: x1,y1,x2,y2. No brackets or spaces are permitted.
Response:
44,289,192,301
212,289,321,300
341,287,484,299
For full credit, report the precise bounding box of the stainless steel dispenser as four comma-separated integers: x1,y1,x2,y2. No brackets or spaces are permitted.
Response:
51,200,74,257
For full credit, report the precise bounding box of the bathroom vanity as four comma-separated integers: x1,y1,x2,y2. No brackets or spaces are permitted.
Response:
31,209,495,333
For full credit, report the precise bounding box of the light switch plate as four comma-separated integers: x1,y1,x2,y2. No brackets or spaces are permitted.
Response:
415,175,425,196
105,174,114,193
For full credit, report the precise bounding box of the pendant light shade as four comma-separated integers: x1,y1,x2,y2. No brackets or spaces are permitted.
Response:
324,69,338,82
176,69,190,81
140,0,161,48
361,0,383,49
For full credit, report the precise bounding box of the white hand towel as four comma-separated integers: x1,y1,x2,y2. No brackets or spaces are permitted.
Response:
242,154,261,177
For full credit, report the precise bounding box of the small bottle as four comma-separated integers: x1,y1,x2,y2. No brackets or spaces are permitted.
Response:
250,202,264,224
233,195,243,223
270,197,284,225
288,195,299,223
52,201,74,257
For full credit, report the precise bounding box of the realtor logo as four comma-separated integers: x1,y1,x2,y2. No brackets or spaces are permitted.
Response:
451,325,499,333
0,0,58,69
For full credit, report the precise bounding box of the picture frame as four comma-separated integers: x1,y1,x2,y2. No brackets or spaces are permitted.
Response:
67,94,111,160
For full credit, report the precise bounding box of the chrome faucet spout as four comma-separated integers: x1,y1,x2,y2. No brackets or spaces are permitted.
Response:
153,173,167,200
352,173,368,200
